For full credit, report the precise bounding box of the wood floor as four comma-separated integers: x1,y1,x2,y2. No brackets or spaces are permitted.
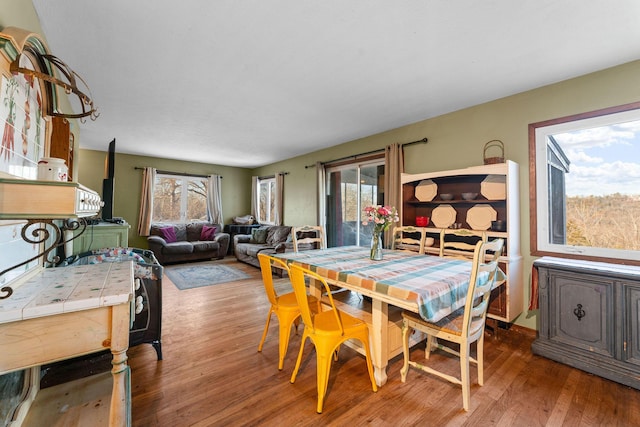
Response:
128,257,640,426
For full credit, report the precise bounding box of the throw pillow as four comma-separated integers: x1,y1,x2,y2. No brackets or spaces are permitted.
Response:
200,225,217,240
250,228,268,244
159,226,177,243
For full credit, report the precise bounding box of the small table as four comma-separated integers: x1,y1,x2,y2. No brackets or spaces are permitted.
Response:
0,262,134,425
274,246,486,386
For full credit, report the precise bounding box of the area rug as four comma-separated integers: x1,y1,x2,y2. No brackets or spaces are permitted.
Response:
165,262,250,290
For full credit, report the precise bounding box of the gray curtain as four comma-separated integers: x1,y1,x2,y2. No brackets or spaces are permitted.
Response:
384,143,403,247
207,174,223,224
137,167,156,236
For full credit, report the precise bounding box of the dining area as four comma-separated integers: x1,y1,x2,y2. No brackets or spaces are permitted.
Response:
257,230,504,413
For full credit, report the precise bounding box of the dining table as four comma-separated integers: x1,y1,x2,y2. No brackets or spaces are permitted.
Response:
274,245,501,386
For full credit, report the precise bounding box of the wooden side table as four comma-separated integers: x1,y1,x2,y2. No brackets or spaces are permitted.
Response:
0,262,134,425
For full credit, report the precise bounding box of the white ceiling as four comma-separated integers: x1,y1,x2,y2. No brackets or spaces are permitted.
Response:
31,1,640,168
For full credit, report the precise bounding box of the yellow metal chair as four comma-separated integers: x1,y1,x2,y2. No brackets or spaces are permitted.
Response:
257,253,319,370
400,238,503,411
291,225,326,252
288,264,377,413
391,225,428,254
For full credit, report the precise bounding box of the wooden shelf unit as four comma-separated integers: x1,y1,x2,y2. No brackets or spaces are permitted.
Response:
400,161,523,323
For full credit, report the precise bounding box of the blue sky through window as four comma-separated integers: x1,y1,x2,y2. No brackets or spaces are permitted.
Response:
552,119,640,196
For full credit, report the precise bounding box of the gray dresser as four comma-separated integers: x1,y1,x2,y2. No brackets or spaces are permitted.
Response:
532,257,640,389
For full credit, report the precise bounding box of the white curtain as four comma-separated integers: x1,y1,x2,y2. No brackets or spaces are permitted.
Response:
316,161,326,227
207,174,224,224
251,176,259,222
137,167,156,236
273,173,284,226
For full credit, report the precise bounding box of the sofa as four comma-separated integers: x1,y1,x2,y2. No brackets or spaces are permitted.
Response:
233,225,291,268
147,222,230,265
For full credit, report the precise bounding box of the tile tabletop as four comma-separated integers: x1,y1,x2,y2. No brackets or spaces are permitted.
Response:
0,261,134,324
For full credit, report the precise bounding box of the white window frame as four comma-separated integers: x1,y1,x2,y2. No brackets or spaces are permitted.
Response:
152,173,208,223
530,102,640,264
257,176,276,225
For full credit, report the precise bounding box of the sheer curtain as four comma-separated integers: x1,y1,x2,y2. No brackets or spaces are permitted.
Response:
384,143,403,246
251,176,259,222
316,161,326,227
137,167,156,236
207,174,223,224
273,173,284,226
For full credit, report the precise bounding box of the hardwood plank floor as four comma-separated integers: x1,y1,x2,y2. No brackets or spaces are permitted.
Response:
129,257,640,426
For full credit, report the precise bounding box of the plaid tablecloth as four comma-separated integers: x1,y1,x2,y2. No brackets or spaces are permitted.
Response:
275,246,487,322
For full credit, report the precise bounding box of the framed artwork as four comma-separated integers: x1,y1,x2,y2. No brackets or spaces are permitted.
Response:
0,52,46,179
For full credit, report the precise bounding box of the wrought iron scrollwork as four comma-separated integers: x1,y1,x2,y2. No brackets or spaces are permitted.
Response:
0,218,88,300
573,303,585,321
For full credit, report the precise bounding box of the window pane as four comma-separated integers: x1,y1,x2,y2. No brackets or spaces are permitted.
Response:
152,175,208,223
153,177,182,222
531,104,640,262
257,177,275,224
552,121,640,251
187,179,208,221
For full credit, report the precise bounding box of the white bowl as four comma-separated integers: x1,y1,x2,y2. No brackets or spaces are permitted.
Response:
461,192,478,200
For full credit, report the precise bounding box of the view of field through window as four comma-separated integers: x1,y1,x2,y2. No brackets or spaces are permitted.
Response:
553,117,640,251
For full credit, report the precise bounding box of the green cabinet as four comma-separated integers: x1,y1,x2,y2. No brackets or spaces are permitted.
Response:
65,223,130,255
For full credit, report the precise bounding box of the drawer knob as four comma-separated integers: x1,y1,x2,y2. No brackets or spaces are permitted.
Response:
573,304,585,321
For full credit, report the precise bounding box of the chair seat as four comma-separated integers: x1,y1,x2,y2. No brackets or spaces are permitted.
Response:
312,310,367,335
403,309,485,337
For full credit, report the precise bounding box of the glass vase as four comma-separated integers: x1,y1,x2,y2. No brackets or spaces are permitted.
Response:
370,229,383,261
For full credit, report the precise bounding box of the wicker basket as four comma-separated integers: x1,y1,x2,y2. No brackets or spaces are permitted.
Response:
483,140,505,164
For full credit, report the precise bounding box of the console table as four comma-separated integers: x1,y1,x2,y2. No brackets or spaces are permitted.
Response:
532,257,640,390
0,261,134,425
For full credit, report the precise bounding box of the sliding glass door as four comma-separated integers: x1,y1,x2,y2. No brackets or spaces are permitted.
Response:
324,159,384,248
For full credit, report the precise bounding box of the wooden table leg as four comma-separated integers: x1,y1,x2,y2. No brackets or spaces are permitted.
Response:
370,299,389,387
109,303,131,427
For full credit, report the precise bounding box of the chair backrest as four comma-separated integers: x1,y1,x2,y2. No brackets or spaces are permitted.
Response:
460,239,504,337
289,264,344,335
391,226,428,254
257,253,291,306
439,228,486,258
291,225,326,252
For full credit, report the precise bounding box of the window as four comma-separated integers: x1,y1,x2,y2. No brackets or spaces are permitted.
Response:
152,173,208,223
324,158,385,247
257,176,276,224
530,102,640,263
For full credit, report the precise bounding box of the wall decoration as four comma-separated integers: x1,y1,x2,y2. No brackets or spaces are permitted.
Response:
0,53,46,179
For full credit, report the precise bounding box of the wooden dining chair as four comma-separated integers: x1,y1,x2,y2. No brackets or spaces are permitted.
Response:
400,238,504,411
439,228,486,259
288,264,377,413
257,253,319,370
291,225,326,252
391,225,428,254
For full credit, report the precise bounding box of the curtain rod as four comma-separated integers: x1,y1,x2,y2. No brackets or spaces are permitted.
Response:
258,171,289,180
134,167,222,178
304,137,428,168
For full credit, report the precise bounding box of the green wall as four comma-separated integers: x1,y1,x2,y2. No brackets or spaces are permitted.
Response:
3,0,640,329
76,150,254,249
253,59,640,329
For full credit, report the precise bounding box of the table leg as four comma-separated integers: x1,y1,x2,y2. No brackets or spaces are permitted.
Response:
109,303,131,427
370,299,389,387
